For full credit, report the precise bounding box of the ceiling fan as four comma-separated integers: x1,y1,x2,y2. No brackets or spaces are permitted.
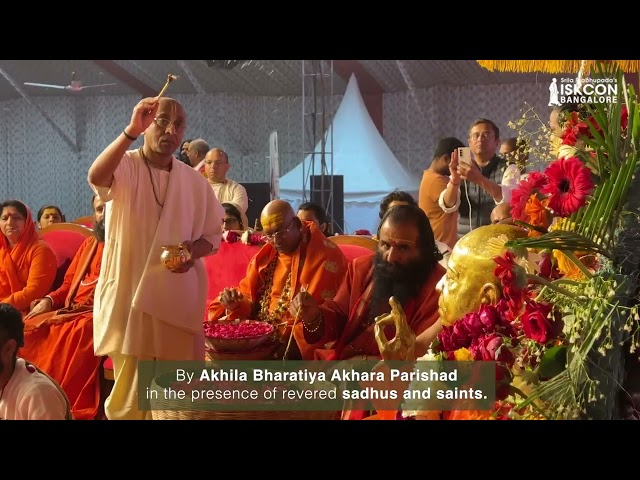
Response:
24,71,117,92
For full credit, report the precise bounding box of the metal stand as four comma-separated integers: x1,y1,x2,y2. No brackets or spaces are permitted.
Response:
302,60,340,233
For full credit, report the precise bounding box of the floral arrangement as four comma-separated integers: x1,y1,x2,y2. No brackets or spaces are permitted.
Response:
414,62,640,420
222,229,266,245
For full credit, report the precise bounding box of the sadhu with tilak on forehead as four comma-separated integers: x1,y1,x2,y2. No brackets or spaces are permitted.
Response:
208,199,348,360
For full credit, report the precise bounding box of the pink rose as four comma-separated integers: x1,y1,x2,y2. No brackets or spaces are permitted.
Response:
463,312,485,337
452,321,473,348
470,333,513,364
478,304,500,331
437,328,455,352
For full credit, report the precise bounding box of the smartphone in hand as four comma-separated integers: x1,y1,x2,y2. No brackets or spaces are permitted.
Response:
457,147,473,167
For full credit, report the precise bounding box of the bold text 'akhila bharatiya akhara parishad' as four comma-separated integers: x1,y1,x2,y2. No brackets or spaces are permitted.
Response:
176,367,459,384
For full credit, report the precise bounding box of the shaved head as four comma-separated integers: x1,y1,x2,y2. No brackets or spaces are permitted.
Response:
158,97,185,118
261,199,295,230
260,200,301,254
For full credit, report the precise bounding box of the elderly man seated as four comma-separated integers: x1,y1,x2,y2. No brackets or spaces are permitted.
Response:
207,199,348,360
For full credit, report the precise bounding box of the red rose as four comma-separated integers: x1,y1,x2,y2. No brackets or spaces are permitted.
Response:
521,302,554,344
470,333,513,364
495,299,511,322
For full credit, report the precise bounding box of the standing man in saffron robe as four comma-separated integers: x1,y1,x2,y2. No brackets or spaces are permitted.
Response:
88,96,224,420
290,205,445,363
20,195,107,420
208,199,347,360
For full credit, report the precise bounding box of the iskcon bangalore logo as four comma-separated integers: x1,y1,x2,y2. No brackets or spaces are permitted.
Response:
548,76,618,106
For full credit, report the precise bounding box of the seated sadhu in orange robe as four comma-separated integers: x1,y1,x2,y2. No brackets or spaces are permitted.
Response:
0,200,57,315
19,196,106,420
289,205,445,419
208,199,348,360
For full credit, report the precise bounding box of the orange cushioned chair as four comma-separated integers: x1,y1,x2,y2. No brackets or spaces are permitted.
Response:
40,222,93,290
70,215,95,228
328,235,377,262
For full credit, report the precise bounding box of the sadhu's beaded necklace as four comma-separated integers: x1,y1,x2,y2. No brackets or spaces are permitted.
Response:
257,255,292,324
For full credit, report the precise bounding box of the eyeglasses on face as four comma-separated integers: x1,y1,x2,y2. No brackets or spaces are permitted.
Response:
469,132,495,141
263,219,295,241
154,117,186,133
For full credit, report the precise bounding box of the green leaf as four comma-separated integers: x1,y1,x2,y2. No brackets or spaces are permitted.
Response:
539,345,567,380
506,230,613,258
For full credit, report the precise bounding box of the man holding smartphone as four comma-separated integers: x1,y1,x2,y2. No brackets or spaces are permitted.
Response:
455,118,521,239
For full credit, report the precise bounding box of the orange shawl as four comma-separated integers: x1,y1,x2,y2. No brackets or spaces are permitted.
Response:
208,221,348,359
303,254,445,361
0,203,56,312
300,255,444,420
45,236,100,311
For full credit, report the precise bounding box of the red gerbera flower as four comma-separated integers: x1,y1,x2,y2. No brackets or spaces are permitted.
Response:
541,157,594,217
509,171,549,222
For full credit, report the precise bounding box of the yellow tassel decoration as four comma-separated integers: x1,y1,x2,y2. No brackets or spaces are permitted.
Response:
477,60,640,74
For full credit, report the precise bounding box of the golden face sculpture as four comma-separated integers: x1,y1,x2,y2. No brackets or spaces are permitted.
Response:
437,224,527,326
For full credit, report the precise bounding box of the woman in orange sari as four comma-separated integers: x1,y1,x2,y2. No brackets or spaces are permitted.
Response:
0,200,58,314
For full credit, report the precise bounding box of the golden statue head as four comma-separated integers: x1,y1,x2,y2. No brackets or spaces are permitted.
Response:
437,224,527,326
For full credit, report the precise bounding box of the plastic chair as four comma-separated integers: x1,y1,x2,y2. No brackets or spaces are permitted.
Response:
70,215,94,228
40,223,93,290
328,235,377,262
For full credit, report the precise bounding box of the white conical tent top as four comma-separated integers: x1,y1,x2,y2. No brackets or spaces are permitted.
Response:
279,74,419,204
